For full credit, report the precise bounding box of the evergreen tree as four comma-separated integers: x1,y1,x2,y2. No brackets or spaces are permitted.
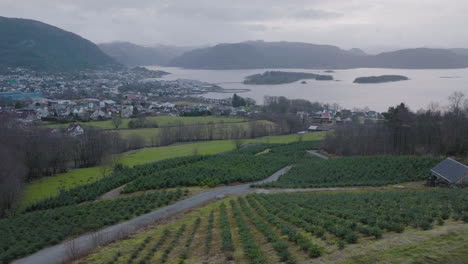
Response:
232,94,246,107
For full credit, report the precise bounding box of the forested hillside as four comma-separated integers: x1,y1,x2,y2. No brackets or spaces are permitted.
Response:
0,16,118,71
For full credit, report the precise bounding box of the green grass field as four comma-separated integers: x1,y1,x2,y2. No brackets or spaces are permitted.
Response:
20,132,325,208
44,116,245,129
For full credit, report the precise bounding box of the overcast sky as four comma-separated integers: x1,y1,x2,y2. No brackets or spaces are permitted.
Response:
1,0,467,53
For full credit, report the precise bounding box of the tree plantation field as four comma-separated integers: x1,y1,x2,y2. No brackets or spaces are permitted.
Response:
73,189,468,264
122,141,320,193
25,141,322,212
2,140,324,263
25,156,205,211
0,190,187,263
21,132,325,208
44,116,246,130
256,155,441,188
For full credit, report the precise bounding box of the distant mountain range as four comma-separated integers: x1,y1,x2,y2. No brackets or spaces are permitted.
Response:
98,42,196,67
0,16,119,71
451,48,468,56
168,41,468,70
1,16,468,71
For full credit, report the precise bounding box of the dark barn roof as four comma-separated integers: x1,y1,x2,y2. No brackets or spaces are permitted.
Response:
431,158,468,183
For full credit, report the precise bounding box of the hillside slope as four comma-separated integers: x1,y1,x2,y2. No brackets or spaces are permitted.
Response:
0,16,118,71
366,48,468,69
169,41,468,69
169,41,361,69
98,42,191,66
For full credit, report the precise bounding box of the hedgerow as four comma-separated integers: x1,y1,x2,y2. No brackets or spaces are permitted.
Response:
204,210,215,254
219,203,234,259
230,200,269,264
256,155,441,188
0,190,184,263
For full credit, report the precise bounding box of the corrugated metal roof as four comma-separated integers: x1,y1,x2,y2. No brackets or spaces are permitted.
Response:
431,158,468,183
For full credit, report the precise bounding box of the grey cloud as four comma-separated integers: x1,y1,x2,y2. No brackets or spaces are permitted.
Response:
294,9,343,20
0,0,468,49
242,24,269,32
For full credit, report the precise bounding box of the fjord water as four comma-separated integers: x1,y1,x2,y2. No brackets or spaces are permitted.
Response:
150,66,468,111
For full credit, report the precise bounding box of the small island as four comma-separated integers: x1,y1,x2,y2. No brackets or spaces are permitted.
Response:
353,75,409,84
244,71,333,85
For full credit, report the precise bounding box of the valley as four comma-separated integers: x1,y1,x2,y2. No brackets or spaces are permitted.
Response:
1,8,468,264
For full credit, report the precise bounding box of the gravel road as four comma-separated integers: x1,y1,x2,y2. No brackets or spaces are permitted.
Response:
253,185,405,194
13,163,408,264
12,166,292,264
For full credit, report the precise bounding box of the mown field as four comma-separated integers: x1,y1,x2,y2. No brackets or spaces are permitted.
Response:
256,155,442,188
44,116,245,129
73,189,468,264
21,132,325,208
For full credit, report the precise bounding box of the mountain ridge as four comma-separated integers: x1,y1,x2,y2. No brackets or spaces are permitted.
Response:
168,41,468,70
98,42,195,67
0,16,119,71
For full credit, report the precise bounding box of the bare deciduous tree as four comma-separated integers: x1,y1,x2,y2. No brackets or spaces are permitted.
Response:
233,139,244,150
324,93,468,156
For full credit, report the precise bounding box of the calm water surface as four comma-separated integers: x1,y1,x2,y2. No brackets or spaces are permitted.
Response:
148,66,468,111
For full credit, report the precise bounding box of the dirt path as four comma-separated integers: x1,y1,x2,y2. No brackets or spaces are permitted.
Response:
96,185,127,201
306,150,329,159
253,185,405,194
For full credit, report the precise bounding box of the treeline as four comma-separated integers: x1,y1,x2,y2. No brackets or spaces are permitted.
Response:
263,96,325,114
324,92,468,156
0,115,127,217
155,121,279,147
122,116,313,151
253,96,330,134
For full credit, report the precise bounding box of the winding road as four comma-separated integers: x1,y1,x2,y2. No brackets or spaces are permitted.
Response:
12,167,292,264
13,149,405,264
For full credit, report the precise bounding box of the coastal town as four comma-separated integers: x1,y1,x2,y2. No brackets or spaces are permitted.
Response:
0,66,383,127
0,67,231,122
